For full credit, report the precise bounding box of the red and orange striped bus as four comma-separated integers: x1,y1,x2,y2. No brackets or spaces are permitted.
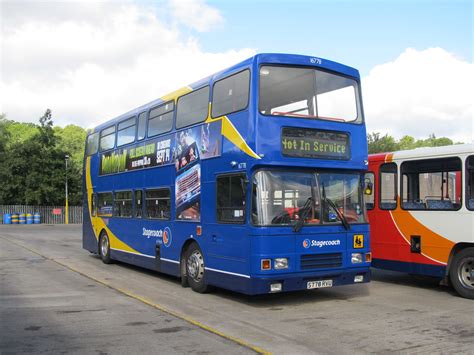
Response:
366,144,474,299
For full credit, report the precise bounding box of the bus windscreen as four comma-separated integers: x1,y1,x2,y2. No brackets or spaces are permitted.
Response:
259,65,361,123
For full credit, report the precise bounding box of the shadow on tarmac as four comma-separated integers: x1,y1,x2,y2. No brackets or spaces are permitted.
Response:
89,253,373,307
370,268,458,297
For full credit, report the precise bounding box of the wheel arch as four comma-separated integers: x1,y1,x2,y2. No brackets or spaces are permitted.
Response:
446,242,474,275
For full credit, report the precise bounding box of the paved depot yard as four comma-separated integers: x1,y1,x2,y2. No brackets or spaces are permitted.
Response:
1,225,472,354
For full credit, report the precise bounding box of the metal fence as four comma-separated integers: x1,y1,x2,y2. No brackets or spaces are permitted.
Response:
0,205,83,224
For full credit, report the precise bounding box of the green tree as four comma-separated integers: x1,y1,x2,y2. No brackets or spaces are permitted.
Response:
398,135,416,150
0,116,11,203
0,114,10,153
0,110,84,205
5,120,38,147
367,132,457,154
367,132,398,154
55,124,87,168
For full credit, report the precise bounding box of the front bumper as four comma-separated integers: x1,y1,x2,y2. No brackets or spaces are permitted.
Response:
246,267,371,295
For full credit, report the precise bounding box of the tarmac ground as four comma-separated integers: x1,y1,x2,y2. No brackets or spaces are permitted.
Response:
0,225,472,354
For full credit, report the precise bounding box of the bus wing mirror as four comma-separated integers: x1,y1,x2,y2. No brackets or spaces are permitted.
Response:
364,180,373,195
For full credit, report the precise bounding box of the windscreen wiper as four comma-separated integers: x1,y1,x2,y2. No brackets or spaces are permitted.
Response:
293,197,313,233
323,196,350,230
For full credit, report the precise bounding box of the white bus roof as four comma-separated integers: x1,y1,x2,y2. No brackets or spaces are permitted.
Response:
391,143,474,161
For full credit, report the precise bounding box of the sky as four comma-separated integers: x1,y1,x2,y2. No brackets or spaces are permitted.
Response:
0,0,472,142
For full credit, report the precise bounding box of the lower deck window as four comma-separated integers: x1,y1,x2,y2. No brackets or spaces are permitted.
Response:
466,156,474,210
97,192,113,217
380,163,397,210
401,157,462,210
134,190,143,218
146,189,170,219
114,191,132,217
91,193,97,216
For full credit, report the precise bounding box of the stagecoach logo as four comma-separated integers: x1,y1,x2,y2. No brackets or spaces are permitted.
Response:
162,227,172,248
303,239,341,248
143,228,162,238
142,227,172,247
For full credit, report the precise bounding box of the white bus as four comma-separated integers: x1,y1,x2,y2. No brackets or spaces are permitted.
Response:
367,144,474,299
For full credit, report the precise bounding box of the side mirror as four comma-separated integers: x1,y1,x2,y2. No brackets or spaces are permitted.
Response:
364,179,373,195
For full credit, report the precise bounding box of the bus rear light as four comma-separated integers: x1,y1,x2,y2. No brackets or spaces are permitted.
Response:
261,259,271,270
365,252,372,262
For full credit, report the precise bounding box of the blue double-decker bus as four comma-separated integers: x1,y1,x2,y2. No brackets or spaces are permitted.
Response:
83,53,371,295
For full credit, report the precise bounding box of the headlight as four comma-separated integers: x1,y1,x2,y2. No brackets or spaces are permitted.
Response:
351,253,363,264
274,258,288,269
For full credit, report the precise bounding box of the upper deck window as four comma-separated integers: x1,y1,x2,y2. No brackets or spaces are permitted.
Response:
176,86,209,129
137,112,147,141
117,117,136,147
259,65,361,123
86,132,99,156
211,70,250,118
148,101,174,137
100,125,116,151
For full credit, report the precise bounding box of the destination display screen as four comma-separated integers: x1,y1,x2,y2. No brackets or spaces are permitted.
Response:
281,127,350,160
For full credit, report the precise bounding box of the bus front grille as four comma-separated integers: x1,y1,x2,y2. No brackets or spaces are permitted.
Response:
300,253,343,270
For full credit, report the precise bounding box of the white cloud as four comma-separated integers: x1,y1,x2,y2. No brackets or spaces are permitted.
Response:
169,0,224,32
363,47,474,143
0,0,254,128
2,3,471,145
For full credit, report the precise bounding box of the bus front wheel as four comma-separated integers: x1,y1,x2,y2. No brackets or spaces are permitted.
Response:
185,243,209,293
449,247,474,299
99,231,112,264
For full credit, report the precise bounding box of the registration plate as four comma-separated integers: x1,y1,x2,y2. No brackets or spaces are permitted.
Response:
307,280,333,289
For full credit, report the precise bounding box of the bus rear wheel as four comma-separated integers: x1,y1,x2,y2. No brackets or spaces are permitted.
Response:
449,247,474,299
99,231,112,264
185,243,209,293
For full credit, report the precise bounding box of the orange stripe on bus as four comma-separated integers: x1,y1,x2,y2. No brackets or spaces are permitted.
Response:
391,209,454,264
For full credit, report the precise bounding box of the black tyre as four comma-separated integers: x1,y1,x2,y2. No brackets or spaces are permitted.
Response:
185,243,209,293
99,231,112,264
180,248,189,288
449,247,474,299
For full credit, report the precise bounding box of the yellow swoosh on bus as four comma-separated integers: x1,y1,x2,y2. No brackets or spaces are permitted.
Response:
162,87,260,160
85,157,139,254
205,106,261,160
